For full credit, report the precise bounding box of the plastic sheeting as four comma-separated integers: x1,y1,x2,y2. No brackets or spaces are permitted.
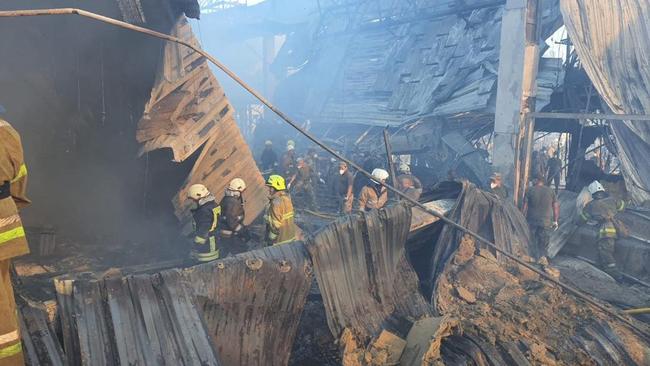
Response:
561,0,650,203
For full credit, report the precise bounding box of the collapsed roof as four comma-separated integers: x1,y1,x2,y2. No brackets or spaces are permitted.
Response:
272,0,564,127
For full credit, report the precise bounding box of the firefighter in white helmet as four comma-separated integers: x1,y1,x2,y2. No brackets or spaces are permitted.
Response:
579,180,627,279
218,178,249,255
187,184,221,262
358,168,389,211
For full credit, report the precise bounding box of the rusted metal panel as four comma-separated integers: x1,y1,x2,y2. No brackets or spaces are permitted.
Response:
307,204,432,339
186,243,313,366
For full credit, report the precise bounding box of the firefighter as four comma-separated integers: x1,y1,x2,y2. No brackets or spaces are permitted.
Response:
489,172,508,200
281,142,297,177
522,173,559,257
358,169,389,212
264,175,297,245
396,163,422,201
333,161,354,214
187,184,221,262
0,116,30,365
219,178,249,255
288,158,316,210
259,140,278,172
580,181,627,279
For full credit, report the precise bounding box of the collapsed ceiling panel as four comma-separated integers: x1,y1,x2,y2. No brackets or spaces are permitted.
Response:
137,16,266,225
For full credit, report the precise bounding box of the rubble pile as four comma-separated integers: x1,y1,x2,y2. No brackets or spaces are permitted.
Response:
434,235,649,365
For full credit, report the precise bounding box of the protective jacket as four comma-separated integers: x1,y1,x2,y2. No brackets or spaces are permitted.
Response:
581,196,626,239
0,119,29,261
219,193,245,235
265,191,296,245
191,196,221,262
358,184,388,211
0,118,28,365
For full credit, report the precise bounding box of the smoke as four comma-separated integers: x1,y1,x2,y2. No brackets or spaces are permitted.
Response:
0,1,192,263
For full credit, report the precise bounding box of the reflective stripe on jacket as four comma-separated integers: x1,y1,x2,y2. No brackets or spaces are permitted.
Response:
0,119,29,261
265,191,296,245
581,197,625,239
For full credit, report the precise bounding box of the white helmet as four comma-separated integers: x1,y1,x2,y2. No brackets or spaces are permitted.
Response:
399,163,410,173
587,180,605,195
188,184,210,200
371,168,389,182
227,178,246,192
287,140,295,148
264,140,272,146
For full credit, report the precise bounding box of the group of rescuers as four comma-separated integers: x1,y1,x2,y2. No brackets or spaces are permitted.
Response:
489,147,628,280
186,139,422,264
192,139,628,280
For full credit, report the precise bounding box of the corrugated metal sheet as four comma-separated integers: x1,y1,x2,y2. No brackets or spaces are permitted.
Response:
136,16,266,225
50,243,313,366
186,243,313,366
54,271,221,365
307,203,432,339
429,181,532,299
274,0,563,126
19,301,66,366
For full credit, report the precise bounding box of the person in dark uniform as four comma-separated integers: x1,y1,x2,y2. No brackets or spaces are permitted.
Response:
219,178,249,256
187,184,221,263
333,161,354,214
546,147,562,192
522,174,559,257
260,140,278,172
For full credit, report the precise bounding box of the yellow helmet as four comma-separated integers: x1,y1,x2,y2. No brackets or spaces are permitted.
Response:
188,184,210,199
266,175,286,191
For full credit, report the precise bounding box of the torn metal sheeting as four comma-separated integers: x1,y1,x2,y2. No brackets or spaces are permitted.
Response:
185,243,313,366
307,204,433,339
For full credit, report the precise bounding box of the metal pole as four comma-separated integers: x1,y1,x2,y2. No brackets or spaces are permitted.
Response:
383,128,399,201
1,8,647,340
